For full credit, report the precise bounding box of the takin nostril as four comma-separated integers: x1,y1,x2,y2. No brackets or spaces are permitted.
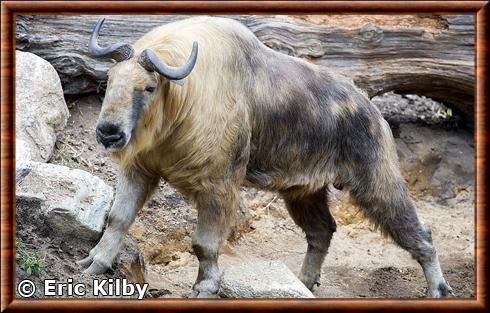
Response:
96,123,121,137
96,123,124,145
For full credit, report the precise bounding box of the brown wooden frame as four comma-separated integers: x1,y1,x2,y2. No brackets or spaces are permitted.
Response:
1,1,488,312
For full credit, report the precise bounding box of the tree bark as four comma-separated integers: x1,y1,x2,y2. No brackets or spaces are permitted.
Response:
16,15,474,117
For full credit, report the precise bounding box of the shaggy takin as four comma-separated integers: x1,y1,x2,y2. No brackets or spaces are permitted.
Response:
79,16,452,298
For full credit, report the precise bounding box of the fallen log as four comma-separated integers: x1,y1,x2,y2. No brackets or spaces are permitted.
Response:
16,15,474,117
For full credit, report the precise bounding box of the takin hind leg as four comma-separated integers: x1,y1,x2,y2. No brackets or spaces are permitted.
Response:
189,185,239,298
350,177,452,298
281,187,336,291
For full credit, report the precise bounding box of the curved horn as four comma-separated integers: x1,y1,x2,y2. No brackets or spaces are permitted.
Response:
138,42,198,80
88,17,134,62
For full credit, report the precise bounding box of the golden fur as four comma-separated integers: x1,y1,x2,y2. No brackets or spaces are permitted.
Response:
105,17,249,198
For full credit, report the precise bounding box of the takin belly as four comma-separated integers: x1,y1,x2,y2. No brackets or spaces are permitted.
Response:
243,130,339,193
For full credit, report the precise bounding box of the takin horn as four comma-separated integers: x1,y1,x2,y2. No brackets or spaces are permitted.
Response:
138,42,198,81
88,17,134,62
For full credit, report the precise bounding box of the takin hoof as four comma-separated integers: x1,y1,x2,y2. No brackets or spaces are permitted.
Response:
188,290,220,298
299,272,321,291
429,281,454,298
77,255,94,268
77,256,110,275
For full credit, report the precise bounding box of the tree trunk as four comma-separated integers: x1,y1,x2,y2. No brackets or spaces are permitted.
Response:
16,15,474,117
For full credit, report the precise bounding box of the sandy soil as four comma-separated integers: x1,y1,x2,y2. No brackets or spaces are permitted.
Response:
16,94,474,298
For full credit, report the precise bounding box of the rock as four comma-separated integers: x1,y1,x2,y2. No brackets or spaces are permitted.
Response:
395,123,473,203
118,240,147,285
15,50,69,162
372,92,461,128
219,260,315,298
16,162,113,239
15,139,33,183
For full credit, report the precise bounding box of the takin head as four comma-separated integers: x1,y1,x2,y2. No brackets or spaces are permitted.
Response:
88,18,198,152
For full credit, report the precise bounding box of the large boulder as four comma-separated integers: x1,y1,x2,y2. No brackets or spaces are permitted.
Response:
219,260,315,298
16,162,113,239
15,50,69,162
15,139,33,183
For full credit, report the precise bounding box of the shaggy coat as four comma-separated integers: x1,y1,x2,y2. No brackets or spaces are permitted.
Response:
81,16,451,298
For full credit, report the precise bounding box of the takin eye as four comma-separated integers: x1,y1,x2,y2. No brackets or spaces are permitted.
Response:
145,86,156,93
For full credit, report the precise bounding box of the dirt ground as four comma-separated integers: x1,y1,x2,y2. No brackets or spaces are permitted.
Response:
16,93,474,298
154,189,474,298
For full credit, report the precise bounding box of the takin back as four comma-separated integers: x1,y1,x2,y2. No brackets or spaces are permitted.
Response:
79,16,451,298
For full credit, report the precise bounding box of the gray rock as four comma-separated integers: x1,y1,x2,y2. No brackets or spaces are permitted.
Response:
219,260,315,298
15,50,69,162
372,92,460,127
15,139,32,183
16,162,113,239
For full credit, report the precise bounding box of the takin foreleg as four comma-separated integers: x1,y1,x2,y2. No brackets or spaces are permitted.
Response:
78,170,158,274
189,186,239,298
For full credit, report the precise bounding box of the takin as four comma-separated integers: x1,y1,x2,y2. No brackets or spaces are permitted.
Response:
79,16,452,298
